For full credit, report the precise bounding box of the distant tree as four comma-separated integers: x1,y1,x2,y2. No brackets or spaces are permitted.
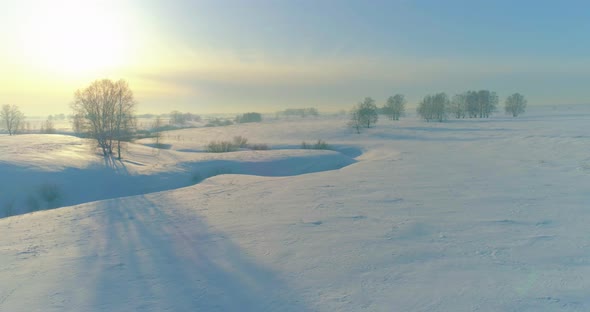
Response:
0,104,25,135
305,107,319,117
235,112,262,123
462,90,498,118
465,90,480,118
40,117,56,134
71,113,86,136
357,97,379,128
151,116,163,147
505,93,527,117
113,80,136,159
477,90,498,118
168,111,200,125
348,109,363,134
71,79,137,158
279,107,319,118
383,94,406,121
450,93,468,119
205,118,234,127
169,111,185,125
417,93,449,122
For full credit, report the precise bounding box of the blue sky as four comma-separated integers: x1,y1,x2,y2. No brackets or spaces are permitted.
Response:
1,0,589,114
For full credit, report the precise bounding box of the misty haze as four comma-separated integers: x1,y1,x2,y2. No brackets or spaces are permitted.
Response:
1,1,589,311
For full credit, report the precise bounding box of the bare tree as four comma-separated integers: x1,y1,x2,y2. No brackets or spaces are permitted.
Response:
450,93,467,119
40,117,56,134
114,80,136,159
383,94,406,121
169,110,186,125
71,113,86,136
152,116,163,147
348,109,363,134
477,90,498,118
1,104,25,135
417,93,449,122
505,93,527,117
71,79,136,158
357,97,379,128
465,90,480,118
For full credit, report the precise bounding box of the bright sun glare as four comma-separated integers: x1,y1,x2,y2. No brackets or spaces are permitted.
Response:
21,1,133,75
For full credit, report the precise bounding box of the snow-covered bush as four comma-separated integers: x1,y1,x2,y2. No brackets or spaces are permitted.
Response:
249,143,270,150
207,141,238,153
233,136,249,148
302,140,330,150
235,112,262,123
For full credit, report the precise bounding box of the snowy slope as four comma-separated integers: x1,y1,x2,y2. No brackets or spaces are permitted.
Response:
1,105,590,311
0,135,355,217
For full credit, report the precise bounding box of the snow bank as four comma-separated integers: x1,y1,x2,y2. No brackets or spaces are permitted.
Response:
0,134,355,217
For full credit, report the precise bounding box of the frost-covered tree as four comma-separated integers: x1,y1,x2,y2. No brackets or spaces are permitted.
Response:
71,79,136,158
504,93,527,117
417,93,449,122
463,90,498,118
465,90,480,118
383,94,406,121
450,93,468,119
152,116,163,147
348,109,363,134
40,118,56,134
355,97,379,128
1,104,25,135
477,90,498,118
71,113,86,136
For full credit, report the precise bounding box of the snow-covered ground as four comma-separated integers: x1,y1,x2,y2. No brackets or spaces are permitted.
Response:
1,105,589,311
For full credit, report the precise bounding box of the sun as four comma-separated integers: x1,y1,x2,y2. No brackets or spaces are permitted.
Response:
21,0,135,76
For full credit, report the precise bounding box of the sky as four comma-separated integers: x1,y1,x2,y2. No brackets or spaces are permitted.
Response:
1,0,589,115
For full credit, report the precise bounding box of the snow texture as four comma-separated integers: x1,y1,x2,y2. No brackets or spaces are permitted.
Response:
1,104,590,311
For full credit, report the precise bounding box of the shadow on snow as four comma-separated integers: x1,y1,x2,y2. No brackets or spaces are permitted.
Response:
79,196,310,311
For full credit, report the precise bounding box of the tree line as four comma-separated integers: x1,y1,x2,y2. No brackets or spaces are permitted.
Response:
1,80,529,160
348,91,527,132
417,90,527,122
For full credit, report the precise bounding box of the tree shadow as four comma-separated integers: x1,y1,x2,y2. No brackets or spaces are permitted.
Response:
101,155,130,175
80,196,310,311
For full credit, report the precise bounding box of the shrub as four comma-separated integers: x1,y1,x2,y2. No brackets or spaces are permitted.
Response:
235,112,262,123
301,140,330,150
207,141,238,153
232,136,249,148
38,183,62,208
249,143,270,150
205,118,234,127
277,108,319,118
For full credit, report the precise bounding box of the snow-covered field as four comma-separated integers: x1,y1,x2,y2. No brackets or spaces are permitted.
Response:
1,105,589,311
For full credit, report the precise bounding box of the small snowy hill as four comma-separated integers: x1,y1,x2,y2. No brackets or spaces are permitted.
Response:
1,106,590,311
0,134,355,217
